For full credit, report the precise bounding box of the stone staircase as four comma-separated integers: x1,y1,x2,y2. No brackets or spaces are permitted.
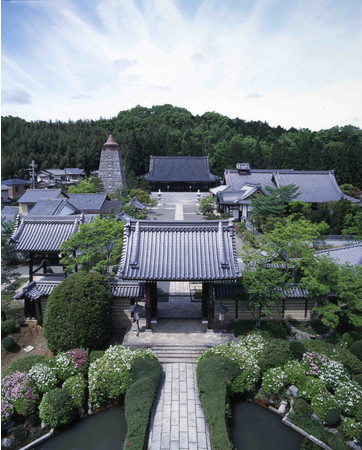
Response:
125,343,211,364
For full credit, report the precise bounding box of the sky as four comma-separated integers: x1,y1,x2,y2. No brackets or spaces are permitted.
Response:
1,0,362,130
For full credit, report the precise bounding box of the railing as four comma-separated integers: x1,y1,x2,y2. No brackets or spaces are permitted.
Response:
241,216,261,235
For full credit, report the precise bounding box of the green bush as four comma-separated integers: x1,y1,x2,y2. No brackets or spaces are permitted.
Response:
231,320,286,338
2,336,15,351
340,331,360,348
3,355,53,376
288,340,306,361
43,272,113,353
284,360,307,385
89,350,105,364
62,375,86,409
27,413,40,428
354,373,362,386
197,356,240,450
300,437,320,450
1,319,17,337
12,424,28,444
259,339,292,371
298,377,327,401
350,340,362,361
39,388,76,428
311,392,341,426
292,398,313,419
16,317,25,327
125,355,162,450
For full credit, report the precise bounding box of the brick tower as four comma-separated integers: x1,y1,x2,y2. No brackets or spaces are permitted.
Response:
98,134,127,195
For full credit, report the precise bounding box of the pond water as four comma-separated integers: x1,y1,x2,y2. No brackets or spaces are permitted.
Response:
232,402,304,450
36,407,127,450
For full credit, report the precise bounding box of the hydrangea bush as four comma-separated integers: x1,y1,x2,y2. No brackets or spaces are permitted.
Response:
298,376,328,401
55,349,89,381
1,371,39,420
88,345,156,408
261,367,287,395
301,352,328,376
29,364,58,394
197,333,267,394
319,359,350,391
342,417,362,441
62,375,86,409
311,391,341,425
284,360,307,385
335,381,362,418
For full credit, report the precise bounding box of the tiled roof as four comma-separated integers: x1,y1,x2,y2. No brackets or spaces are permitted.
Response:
218,184,265,205
315,244,362,266
117,211,134,222
126,197,145,211
273,171,344,203
18,189,64,204
144,156,221,182
2,179,30,186
28,199,79,216
10,215,84,253
100,200,124,213
14,277,145,300
2,206,19,216
117,220,241,281
224,169,277,191
42,168,85,176
67,193,107,211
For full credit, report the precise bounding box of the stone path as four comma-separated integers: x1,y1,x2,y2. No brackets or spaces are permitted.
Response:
148,363,211,450
174,204,184,221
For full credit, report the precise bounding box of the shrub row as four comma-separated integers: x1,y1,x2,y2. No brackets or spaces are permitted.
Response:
125,355,162,449
197,356,240,450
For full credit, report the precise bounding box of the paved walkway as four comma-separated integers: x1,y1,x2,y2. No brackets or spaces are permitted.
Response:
148,363,211,450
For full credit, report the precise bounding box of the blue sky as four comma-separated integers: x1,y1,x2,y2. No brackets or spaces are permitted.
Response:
2,0,362,130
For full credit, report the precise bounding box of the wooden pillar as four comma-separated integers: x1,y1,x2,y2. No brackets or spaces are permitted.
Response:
150,282,158,318
305,298,308,319
35,299,42,323
202,283,208,318
29,254,34,282
145,282,152,330
43,259,47,275
202,283,214,330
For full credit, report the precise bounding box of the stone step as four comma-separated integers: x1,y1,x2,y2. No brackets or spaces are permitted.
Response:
125,343,209,363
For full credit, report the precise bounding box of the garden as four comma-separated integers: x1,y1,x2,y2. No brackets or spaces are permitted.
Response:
196,329,362,450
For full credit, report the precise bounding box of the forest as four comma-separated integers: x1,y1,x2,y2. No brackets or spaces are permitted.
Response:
2,104,362,188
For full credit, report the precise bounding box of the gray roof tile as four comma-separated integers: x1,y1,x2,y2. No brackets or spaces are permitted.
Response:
117,220,241,281
315,244,362,266
67,193,107,211
144,156,220,182
28,199,80,216
18,189,64,203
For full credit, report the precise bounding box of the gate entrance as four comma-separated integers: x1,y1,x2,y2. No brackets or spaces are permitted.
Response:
156,282,203,319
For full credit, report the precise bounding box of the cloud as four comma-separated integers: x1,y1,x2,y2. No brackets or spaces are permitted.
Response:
2,89,32,104
113,59,138,71
246,91,263,99
71,94,91,100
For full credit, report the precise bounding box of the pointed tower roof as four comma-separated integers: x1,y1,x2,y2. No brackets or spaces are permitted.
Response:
103,134,118,149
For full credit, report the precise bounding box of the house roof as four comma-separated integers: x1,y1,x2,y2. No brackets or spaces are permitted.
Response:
126,197,145,211
67,193,107,211
144,156,221,183
18,189,64,204
2,179,30,186
2,206,19,216
100,200,124,213
117,219,241,281
315,244,362,266
224,169,277,191
14,276,145,300
28,199,80,216
10,215,84,253
273,171,344,203
39,168,85,176
218,183,266,205
117,211,135,222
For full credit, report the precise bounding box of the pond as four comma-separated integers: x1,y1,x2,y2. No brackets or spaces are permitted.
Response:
36,407,127,450
232,401,304,450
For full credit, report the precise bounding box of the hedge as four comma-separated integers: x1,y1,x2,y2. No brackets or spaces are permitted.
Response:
124,355,162,449
39,388,76,428
197,356,240,450
3,355,54,376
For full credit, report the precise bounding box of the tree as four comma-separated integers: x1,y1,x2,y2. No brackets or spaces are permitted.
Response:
43,272,113,353
342,211,362,243
129,188,151,205
250,184,300,219
67,176,105,194
198,197,215,217
60,217,124,276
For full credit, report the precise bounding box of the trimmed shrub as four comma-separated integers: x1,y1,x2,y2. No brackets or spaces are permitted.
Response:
311,392,341,426
298,377,328,401
39,388,76,428
55,349,89,381
350,340,362,361
288,340,306,360
125,355,161,449
259,339,292,371
342,417,362,441
29,364,58,394
3,355,53,376
354,373,362,386
17,317,25,327
2,336,15,351
284,360,307,385
1,371,39,418
292,398,313,419
2,319,17,336
341,331,360,348
62,375,86,409
88,346,154,407
334,380,362,418
197,356,240,450
89,350,105,364
43,272,113,353
300,437,320,450
261,367,287,395
12,424,28,444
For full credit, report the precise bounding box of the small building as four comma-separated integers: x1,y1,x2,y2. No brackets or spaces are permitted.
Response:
126,197,146,213
37,168,86,188
1,206,19,229
2,179,30,200
142,156,221,192
18,189,66,215
1,185,10,204
28,198,80,216
98,134,127,195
